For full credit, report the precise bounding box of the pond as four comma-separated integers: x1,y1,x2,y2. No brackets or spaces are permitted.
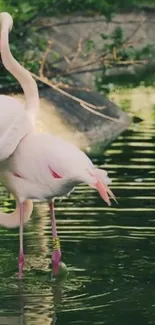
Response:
0,88,155,324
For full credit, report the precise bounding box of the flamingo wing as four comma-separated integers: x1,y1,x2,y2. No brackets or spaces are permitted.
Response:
0,95,33,162
9,132,94,183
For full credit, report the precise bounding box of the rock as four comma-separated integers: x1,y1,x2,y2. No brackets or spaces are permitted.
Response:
13,85,131,152
40,86,131,151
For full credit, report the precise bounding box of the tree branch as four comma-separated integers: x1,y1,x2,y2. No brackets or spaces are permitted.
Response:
39,40,52,77
31,72,122,123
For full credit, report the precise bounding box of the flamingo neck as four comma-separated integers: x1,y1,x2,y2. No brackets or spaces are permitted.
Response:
0,16,39,126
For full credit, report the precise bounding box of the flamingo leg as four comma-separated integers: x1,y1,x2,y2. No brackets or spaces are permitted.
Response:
18,203,25,279
49,201,61,275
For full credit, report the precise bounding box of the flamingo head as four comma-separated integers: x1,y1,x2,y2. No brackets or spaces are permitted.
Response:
0,12,13,32
80,167,117,206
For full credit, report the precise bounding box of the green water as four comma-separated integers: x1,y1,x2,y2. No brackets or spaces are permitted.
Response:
0,104,155,324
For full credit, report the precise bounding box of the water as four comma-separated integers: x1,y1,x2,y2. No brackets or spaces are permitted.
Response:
0,112,155,324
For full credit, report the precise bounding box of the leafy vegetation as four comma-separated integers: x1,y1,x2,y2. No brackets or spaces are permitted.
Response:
1,0,155,21
94,27,155,92
0,0,154,91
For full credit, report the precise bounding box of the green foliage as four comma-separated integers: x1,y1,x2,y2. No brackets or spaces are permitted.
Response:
1,0,154,30
85,40,95,52
0,0,154,91
94,26,155,92
0,0,113,21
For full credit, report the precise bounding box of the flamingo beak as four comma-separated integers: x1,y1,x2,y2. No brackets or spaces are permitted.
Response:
95,180,117,206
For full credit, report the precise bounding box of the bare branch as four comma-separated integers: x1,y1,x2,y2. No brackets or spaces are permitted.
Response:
67,37,83,71
39,40,52,77
31,72,122,123
124,17,146,45
80,102,120,122
64,56,71,64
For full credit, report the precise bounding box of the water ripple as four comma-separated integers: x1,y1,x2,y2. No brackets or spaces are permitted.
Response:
1,121,155,324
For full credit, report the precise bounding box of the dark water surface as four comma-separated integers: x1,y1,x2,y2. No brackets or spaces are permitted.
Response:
0,117,155,325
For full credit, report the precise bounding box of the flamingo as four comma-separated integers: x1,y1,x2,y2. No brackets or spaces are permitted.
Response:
0,12,116,279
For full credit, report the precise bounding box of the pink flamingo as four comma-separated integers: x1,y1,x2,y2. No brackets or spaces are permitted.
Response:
0,12,116,279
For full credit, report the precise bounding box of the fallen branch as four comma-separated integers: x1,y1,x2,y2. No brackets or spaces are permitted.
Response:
31,73,122,123
50,81,92,91
80,102,120,122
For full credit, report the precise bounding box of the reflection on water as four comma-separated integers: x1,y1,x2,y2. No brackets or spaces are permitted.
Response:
1,103,155,324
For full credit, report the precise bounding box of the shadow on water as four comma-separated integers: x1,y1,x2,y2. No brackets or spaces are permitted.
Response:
1,98,155,324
